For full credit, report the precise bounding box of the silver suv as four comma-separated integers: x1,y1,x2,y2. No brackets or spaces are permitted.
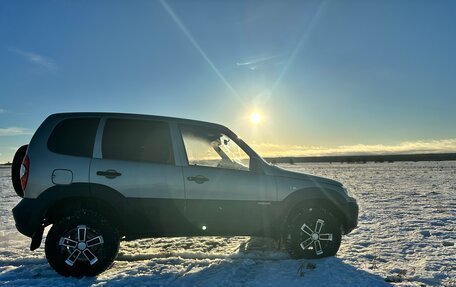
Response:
11,112,358,277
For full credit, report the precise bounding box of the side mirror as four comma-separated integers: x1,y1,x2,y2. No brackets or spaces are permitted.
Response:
249,157,264,173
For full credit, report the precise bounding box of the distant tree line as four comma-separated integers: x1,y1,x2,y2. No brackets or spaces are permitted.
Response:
265,153,456,164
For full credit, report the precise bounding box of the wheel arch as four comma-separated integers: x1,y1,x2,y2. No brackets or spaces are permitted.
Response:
280,187,350,233
40,183,129,234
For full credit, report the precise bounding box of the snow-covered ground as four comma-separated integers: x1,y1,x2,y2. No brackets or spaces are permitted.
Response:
0,162,455,286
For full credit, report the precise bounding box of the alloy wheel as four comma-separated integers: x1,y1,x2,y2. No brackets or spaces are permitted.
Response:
59,225,104,266
299,219,333,255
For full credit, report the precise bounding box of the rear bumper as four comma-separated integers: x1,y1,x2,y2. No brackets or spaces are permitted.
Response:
12,198,47,238
342,198,358,234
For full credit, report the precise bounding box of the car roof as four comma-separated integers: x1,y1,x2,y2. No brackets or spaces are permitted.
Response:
48,112,229,131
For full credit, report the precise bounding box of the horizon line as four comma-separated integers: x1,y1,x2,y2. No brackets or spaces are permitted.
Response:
2,151,456,165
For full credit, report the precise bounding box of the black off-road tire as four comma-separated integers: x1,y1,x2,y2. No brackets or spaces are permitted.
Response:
284,207,342,259
11,145,28,197
45,210,119,277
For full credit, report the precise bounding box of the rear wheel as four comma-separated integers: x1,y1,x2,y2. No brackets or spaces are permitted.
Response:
284,207,342,259
45,210,119,277
11,145,28,197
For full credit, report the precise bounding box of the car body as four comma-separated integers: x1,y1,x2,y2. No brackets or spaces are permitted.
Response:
12,112,358,276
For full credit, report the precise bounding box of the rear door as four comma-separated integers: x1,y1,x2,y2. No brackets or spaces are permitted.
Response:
89,117,186,235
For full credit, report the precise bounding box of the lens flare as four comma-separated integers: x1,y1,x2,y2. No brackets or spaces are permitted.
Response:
250,112,261,124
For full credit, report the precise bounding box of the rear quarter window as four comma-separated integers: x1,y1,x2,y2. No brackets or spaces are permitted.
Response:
47,118,100,157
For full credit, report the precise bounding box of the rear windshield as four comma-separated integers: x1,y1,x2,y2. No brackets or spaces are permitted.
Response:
47,118,100,157
102,118,174,165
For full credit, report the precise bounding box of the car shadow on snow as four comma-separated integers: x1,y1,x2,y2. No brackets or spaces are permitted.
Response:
0,237,392,287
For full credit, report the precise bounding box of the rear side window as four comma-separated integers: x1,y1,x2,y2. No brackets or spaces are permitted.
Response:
102,118,174,164
47,118,100,157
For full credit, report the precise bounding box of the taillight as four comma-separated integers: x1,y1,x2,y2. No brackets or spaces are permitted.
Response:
20,155,29,191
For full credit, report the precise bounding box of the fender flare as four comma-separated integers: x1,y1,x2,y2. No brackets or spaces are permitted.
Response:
38,183,135,232
279,187,350,231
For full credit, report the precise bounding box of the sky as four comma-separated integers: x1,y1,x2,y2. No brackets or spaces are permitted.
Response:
1,0,456,163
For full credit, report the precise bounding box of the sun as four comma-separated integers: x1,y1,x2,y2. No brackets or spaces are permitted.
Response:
250,112,261,124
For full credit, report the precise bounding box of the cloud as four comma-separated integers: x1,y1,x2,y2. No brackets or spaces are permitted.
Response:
251,138,456,157
0,108,5,114
0,127,32,136
8,47,57,71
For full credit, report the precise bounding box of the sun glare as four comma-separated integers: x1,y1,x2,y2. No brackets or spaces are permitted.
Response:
250,112,261,124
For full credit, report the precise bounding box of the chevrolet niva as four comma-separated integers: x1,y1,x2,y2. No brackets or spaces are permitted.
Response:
11,113,358,277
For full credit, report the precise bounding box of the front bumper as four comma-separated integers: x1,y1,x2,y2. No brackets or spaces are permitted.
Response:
341,198,358,234
12,198,47,238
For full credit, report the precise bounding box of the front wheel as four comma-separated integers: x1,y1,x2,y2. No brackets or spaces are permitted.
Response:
45,210,119,277
284,207,342,259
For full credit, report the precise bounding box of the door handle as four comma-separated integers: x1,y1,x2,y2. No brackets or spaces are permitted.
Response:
187,175,209,184
96,169,122,179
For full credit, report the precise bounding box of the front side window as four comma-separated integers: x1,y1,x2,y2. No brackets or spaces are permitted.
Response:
47,117,100,157
180,125,250,171
102,118,174,164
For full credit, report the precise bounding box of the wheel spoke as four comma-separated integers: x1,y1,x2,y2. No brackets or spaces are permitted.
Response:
65,249,81,266
314,240,323,255
314,219,324,234
86,235,104,247
77,225,87,242
300,224,313,236
83,248,98,265
59,237,78,248
299,237,313,250
319,233,333,241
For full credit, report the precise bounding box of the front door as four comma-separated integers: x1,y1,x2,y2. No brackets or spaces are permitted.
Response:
179,124,276,235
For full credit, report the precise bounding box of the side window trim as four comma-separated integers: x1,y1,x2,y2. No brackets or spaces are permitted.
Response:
92,117,106,159
177,124,191,167
169,121,188,167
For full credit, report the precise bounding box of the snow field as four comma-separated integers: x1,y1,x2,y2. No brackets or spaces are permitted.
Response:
0,161,455,286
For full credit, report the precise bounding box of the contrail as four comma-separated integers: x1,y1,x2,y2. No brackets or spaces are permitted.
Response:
159,0,243,104
236,54,282,67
